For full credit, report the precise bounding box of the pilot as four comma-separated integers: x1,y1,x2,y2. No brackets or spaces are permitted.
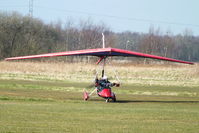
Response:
95,76,119,92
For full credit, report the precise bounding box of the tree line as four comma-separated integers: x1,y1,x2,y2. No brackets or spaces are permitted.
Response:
0,12,198,62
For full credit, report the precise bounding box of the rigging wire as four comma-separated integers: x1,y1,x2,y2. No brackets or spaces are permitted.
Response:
106,58,121,85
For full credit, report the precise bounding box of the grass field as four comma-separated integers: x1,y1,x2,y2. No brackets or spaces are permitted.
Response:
0,61,199,133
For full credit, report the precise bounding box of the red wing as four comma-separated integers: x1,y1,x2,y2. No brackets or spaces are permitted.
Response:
5,47,194,65
111,48,194,65
5,48,110,60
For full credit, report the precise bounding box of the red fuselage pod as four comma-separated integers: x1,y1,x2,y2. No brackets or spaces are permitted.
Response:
98,88,113,99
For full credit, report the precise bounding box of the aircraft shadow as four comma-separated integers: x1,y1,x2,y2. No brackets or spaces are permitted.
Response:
116,100,199,103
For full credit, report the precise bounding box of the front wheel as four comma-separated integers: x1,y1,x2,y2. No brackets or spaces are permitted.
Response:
106,99,109,103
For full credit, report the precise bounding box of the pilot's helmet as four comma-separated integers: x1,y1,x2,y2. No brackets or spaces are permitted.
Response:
102,75,108,81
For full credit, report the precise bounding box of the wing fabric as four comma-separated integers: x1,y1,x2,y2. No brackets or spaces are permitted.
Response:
111,48,194,64
5,47,194,65
5,48,111,60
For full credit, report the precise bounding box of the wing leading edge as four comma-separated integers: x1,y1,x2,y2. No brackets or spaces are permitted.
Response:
5,47,194,65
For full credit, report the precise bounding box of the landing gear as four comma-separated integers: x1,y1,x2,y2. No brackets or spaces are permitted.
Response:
106,99,109,103
112,93,116,102
105,96,116,103
83,91,89,101
112,97,116,102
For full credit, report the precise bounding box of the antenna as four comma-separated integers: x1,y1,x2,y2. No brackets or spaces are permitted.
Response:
102,33,105,48
29,0,33,17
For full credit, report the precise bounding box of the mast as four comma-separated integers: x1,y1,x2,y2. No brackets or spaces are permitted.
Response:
102,33,105,48
102,33,105,77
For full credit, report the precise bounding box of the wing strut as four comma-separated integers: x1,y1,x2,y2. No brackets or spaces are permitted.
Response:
96,56,105,65
96,56,107,78
102,58,105,77
102,57,106,78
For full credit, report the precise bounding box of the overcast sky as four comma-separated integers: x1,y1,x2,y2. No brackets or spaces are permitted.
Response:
0,0,199,35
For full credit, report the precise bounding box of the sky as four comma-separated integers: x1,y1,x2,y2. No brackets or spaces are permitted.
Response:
0,0,199,35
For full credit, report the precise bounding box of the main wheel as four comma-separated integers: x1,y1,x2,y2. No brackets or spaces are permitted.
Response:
112,97,116,102
112,94,116,102
83,91,89,101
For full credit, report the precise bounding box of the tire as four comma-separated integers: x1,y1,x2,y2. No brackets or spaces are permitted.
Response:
113,97,116,102
112,94,116,102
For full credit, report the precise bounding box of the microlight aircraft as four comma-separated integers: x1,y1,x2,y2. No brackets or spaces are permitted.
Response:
5,34,194,102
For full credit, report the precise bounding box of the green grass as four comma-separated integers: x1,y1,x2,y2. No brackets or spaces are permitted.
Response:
0,79,199,133
1,100,198,133
0,61,199,132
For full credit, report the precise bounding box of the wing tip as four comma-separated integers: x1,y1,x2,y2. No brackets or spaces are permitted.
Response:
4,58,10,61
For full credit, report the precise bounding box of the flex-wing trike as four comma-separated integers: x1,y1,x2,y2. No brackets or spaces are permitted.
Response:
5,35,194,102
83,56,120,102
